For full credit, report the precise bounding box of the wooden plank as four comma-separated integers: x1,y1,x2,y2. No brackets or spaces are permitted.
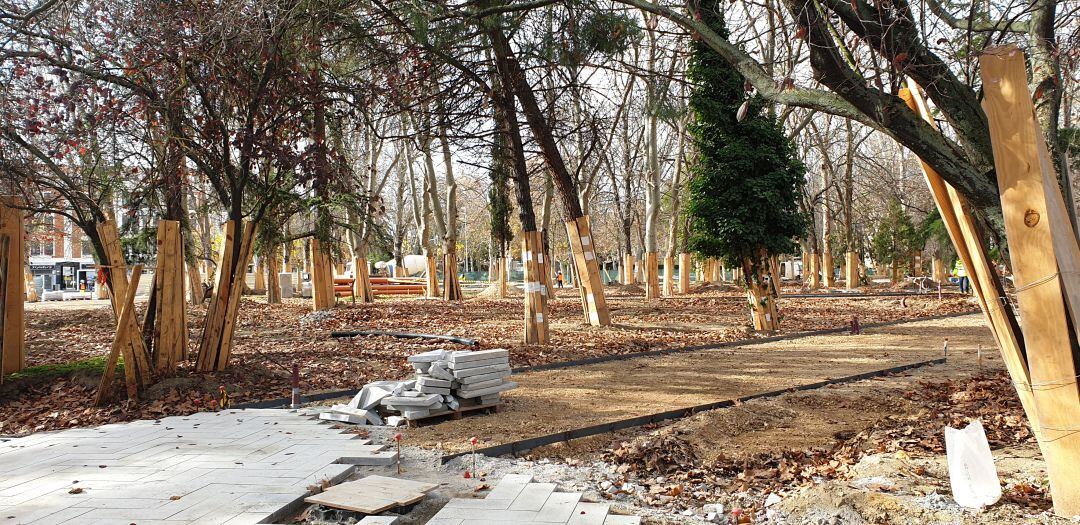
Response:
980,46,1080,516
644,252,660,299
95,265,143,405
845,252,859,289
354,475,438,493
304,492,399,514
522,231,548,344
900,80,1039,446
565,216,610,326
0,234,9,381
198,220,236,371
0,199,22,375
678,253,691,294
218,220,255,370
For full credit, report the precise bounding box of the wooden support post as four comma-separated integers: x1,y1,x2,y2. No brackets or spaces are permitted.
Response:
768,255,782,298
0,199,24,375
644,252,660,299
197,220,255,372
522,231,549,344
913,254,923,277
96,220,152,390
565,215,610,326
95,264,144,405
253,257,266,294
844,252,859,289
442,252,462,301
808,253,821,289
981,47,1080,516
622,253,635,285
353,257,373,303
267,249,282,304
662,255,675,297
151,220,187,374
186,260,203,306
678,253,691,294
742,255,778,331
822,252,834,287
931,258,945,284
424,254,440,298
495,257,508,298
311,239,335,310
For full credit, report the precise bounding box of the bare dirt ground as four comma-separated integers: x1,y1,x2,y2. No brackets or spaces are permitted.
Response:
1,285,974,436
403,315,986,455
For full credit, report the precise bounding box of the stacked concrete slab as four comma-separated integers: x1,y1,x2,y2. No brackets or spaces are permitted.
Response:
320,348,516,425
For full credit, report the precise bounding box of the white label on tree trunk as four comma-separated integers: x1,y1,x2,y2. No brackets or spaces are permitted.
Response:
587,293,595,303
765,313,772,322
584,251,594,261
536,313,544,323
537,253,544,264
541,285,548,296
581,235,591,246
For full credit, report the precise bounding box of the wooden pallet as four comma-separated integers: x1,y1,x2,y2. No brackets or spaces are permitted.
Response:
405,401,503,428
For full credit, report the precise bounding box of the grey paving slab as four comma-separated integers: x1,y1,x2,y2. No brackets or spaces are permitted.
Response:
534,491,583,523
0,409,394,524
507,483,556,512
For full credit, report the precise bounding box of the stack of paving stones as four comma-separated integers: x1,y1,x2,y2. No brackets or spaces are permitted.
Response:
320,349,516,425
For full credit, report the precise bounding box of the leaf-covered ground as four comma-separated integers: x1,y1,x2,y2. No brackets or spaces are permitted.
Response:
0,286,976,435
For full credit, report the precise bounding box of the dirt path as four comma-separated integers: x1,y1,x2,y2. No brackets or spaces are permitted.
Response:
404,315,993,454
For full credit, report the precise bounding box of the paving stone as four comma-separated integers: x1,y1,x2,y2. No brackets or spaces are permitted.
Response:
357,516,399,524
447,357,508,370
449,349,509,364
534,491,583,522
458,370,512,385
566,502,609,525
457,381,518,399
449,363,511,377
507,483,556,511
0,409,388,524
602,515,642,525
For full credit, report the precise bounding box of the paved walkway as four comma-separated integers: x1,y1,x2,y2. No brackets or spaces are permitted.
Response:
430,474,640,525
0,409,395,524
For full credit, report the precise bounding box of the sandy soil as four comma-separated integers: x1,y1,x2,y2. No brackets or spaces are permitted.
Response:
403,315,991,454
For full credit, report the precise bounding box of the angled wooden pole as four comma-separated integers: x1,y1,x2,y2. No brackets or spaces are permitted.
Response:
981,46,1080,516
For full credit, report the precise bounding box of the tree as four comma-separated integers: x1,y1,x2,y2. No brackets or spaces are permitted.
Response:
870,198,920,281
685,0,806,331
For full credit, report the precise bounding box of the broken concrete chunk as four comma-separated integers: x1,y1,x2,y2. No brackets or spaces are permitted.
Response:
416,377,452,388
412,362,432,374
428,361,455,381
386,416,407,427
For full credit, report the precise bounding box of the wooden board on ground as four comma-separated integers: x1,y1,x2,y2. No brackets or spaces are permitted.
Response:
406,401,503,428
304,475,438,514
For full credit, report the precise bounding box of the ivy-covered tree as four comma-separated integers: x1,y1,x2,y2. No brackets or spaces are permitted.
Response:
685,0,806,331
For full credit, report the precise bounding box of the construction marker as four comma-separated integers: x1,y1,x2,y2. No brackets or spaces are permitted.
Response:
394,433,403,475
290,363,300,411
943,338,949,359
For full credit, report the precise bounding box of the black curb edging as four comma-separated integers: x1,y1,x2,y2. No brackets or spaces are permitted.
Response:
234,310,977,410
439,356,947,464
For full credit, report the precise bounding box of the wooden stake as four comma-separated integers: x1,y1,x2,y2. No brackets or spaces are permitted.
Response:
353,257,374,303
822,251,834,288
678,253,691,294
311,238,335,310
622,253,635,285
425,254,440,298
442,252,462,301
0,198,23,375
644,252,660,299
981,46,1080,516
95,264,143,405
845,252,860,289
662,255,675,297
152,220,186,373
522,231,549,344
565,215,610,326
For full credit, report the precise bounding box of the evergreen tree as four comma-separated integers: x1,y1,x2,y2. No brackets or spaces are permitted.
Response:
871,198,923,280
685,1,807,330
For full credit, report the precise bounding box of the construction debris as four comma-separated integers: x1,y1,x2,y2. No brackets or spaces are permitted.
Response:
304,475,437,515
319,348,516,424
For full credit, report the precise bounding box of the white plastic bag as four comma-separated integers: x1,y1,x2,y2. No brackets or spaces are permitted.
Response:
944,420,1001,508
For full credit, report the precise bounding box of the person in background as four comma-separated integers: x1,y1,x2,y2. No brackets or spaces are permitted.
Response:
555,270,565,288
954,259,970,294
